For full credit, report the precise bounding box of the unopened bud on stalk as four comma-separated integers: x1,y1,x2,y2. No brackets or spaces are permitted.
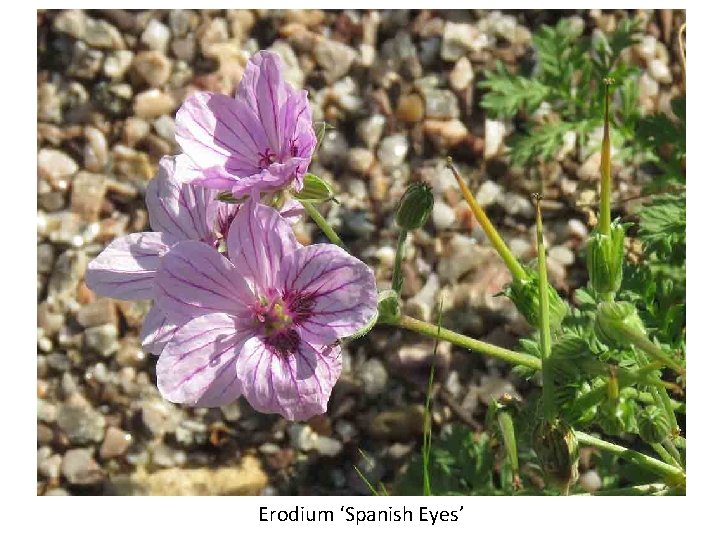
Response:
292,173,334,202
586,221,625,295
395,181,434,231
532,418,579,493
596,301,646,349
637,406,672,444
506,269,568,330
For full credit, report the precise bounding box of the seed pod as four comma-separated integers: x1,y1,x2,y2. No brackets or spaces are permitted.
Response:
637,406,672,444
506,269,568,330
586,221,625,294
292,173,334,202
532,419,579,492
596,301,646,349
395,181,434,231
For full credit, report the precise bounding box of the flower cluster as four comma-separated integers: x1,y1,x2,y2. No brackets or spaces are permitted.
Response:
86,51,378,421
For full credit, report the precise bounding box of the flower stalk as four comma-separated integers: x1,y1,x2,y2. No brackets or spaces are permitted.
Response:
446,158,526,282
575,431,685,486
392,229,408,294
300,200,346,250
534,194,556,419
389,315,542,371
599,78,613,236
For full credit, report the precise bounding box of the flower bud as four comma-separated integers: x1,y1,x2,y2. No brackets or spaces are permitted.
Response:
548,334,600,380
532,419,579,491
595,301,646,349
507,269,568,330
637,406,672,444
586,221,625,294
292,173,334,202
395,182,434,231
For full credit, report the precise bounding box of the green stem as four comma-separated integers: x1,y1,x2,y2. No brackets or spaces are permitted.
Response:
575,431,685,485
618,324,686,377
301,201,346,249
392,229,408,294
599,79,613,236
651,442,682,469
663,439,684,467
535,195,555,419
447,160,526,281
389,315,541,371
579,483,674,496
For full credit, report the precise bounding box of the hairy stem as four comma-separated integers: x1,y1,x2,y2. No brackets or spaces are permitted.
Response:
301,201,346,250
579,483,675,496
392,229,408,294
575,431,685,485
535,195,555,419
599,79,613,236
389,315,541,371
447,159,526,282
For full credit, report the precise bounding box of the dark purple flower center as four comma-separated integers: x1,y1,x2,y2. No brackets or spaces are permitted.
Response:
257,148,277,169
252,292,317,356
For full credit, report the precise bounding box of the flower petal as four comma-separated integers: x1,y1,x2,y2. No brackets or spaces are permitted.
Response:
235,51,287,154
236,334,342,421
175,91,267,176
140,304,179,355
85,232,174,300
226,200,300,293
157,313,253,407
146,155,218,243
155,240,253,323
280,244,378,343
279,198,304,225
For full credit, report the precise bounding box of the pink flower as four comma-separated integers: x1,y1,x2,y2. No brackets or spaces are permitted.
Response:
153,200,378,420
85,155,302,354
174,50,316,199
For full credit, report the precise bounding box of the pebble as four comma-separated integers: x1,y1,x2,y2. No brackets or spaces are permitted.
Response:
38,449,63,480
449,56,474,91
68,41,104,80
395,94,425,123
348,147,375,175
70,171,107,221
141,19,171,52
132,50,172,87
484,119,506,158
270,41,304,88
476,180,502,207
61,448,105,485
57,404,106,444
52,9,86,40
142,400,180,437
501,193,534,219
37,149,78,185
432,200,456,230
133,89,176,119
83,126,109,173
47,352,71,372
77,298,117,328
422,88,459,120
548,245,575,266
37,244,56,274
369,405,425,441
335,420,357,443
169,9,198,37
356,359,388,397
578,152,602,182
84,324,120,357
648,58,672,84
579,470,603,493
47,250,87,302
315,39,357,82
442,22,489,61
317,130,349,170
37,398,58,423
83,18,125,50
314,436,343,457
509,237,532,260
377,134,409,170
477,376,520,405
567,218,589,240
288,424,315,452
423,119,468,147
357,114,386,149
103,50,134,80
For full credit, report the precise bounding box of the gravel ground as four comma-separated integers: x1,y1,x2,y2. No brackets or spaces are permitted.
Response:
37,9,684,495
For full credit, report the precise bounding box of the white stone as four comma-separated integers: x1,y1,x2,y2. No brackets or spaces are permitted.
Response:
484,119,506,158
